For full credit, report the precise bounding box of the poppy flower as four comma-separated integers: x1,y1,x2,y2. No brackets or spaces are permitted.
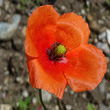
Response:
25,5,107,99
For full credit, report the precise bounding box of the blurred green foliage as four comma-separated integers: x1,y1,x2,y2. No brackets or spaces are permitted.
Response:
20,0,40,5
106,0,110,4
18,97,31,110
18,97,37,110
36,0,40,4
20,0,31,4
87,5,91,11
87,103,95,110
18,0,40,11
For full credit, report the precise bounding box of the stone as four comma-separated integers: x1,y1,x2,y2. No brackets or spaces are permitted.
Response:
16,77,24,84
8,56,21,75
82,93,87,99
99,104,109,110
106,29,110,45
21,26,26,37
4,71,9,75
55,105,59,110
106,93,110,100
87,13,93,22
5,1,9,11
98,79,106,93
0,0,3,7
65,87,68,92
81,9,86,15
86,0,90,6
70,90,74,95
13,37,23,51
94,38,98,43
4,77,10,85
96,42,110,55
102,37,107,43
0,14,21,40
42,90,52,102
98,32,106,40
22,90,29,97
25,75,29,83
90,20,99,30
98,20,104,25
32,97,37,104
0,85,2,90
100,8,105,13
0,104,12,110
66,105,72,110
61,5,66,11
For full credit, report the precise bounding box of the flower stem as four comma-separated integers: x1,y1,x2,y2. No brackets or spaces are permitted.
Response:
39,89,47,110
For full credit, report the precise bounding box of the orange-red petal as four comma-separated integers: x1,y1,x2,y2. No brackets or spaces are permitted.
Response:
25,5,107,99
25,5,59,57
25,36,38,57
27,5,59,37
27,55,67,99
59,44,107,92
55,12,90,50
25,26,56,57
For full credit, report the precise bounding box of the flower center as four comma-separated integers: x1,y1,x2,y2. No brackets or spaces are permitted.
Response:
47,42,67,61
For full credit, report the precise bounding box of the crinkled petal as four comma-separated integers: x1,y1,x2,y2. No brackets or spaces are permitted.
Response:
25,25,56,57
25,5,59,57
25,36,38,57
28,5,59,28
27,55,67,99
59,44,107,92
27,5,59,37
55,12,90,51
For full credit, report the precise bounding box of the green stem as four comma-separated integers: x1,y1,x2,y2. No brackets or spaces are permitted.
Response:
39,89,47,110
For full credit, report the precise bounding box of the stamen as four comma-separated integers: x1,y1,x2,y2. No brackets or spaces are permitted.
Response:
47,42,67,61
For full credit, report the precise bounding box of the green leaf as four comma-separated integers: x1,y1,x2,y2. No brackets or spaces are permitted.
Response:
87,103,95,110
36,0,40,4
106,0,110,5
18,97,31,110
20,0,32,5
19,100,25,110
20,0,25,4
24,97,31,105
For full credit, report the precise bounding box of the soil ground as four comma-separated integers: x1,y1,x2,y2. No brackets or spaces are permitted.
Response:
0,0,110,110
